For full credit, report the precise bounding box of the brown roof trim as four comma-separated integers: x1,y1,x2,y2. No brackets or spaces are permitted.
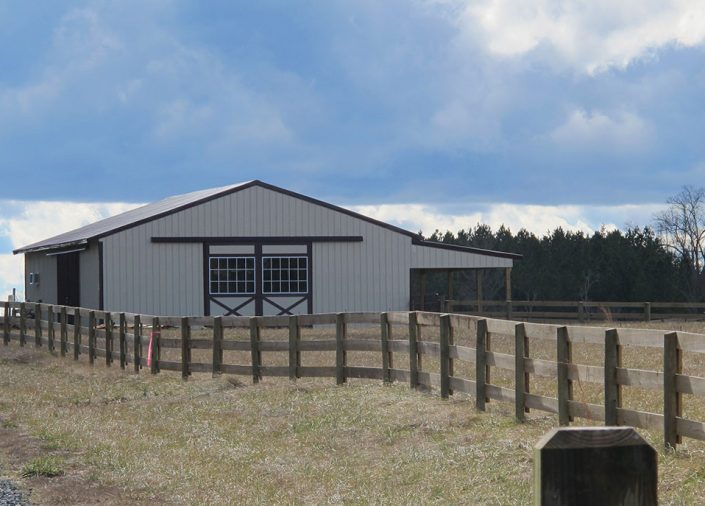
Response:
412,238,522,260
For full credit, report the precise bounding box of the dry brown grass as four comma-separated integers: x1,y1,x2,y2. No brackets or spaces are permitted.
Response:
1,318,705,504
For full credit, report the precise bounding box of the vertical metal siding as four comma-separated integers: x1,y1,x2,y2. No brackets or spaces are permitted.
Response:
24,252,57,304
79,241,100,309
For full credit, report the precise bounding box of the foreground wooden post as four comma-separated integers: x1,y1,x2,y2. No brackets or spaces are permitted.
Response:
557,326,573,426
515,323,527,421
73,308,81,359
476,319,488,411
336,313,347,385
604,329,621,426
133,315,142,373
3,301,11,345
380,312,392,383
644,302,651,322
440,314,451,399
88,311,96,365
47,305,55,352
60,307,68,357
181,317,191,379
408,312,419,389
249,317,261,383
288,315,300,380
212,316,223,377
664,332,682,448
119,313,127,369
534,427,657,505
19,302,26,347
104,312,113,366
34,303,42,347
151,316,161,374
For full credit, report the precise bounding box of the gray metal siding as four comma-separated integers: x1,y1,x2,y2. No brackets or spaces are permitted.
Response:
411,244,513,269
25,252,57,304
101,185,413,315
79,242,100,309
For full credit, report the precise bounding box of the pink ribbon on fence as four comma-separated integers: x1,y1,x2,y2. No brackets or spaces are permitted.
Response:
147,331,157,367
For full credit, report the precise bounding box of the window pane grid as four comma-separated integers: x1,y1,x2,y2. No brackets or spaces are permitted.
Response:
209,256,256,295
262,256,308,294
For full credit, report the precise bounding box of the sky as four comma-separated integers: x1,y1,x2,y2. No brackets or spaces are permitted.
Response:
1,1,705,299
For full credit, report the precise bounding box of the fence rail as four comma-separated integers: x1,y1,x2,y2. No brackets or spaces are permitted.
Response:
3,301,705,448
445,299,705,322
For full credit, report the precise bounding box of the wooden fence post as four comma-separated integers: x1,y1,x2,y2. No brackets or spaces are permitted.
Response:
664,332,682,448
557,326,573,426
336,313,347,385
105,312,113,366
380,312,392,384
515,323,527,421
440,314,451,399
19,302,26,347
60,307,67,357
578,301,585,322
249,317,261,383
88,311,96,365
604,329,621,426
288,315,300,381
181,317,191,380
2,302,9,345
506,300,512,320
476,319,488,411
408,312,419,390
119,313,127,369
212,316,223,377
47,305,55,352
133,315,141,373
34,303,42,347
73,308,81,360
644,302,651,322
151,316,160,374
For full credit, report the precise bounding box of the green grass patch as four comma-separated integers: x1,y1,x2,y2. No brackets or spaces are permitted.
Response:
21,456,64,477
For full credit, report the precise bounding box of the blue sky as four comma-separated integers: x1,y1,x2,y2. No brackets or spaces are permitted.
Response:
1,1,705,297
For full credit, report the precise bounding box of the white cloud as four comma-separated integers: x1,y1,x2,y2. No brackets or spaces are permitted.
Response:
549,109,654,152
453,0,705,73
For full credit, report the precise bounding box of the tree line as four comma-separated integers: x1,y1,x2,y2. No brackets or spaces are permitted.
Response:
420,187,705,303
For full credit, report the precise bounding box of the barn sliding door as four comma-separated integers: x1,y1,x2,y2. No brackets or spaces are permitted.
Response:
205,243,312,316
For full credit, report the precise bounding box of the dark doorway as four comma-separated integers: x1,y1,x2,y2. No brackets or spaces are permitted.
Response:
57,252,80,307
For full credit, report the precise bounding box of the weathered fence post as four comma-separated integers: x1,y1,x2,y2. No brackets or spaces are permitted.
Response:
515,323,527,421
212,316,223,377
476,319,488,411
88,311,96,365
181,317,191,380
664,332,682,448
644,302,651,322
408,312,419,390
249,317,261,383
47,305,55,352
133,315,142,373
604,329,621,426
3,301,11,345
73,308,81,360
506,300,512,320
288,315,300,381
578,301,585,323
105,312,113,366
336,313,347,385
534,427,657,505
557,326,573,426
440,314,451,399
34,303,42,347
151,316,160,374
119,313,127,369
380,312,392,384
19,302,26,347
60,307,67,357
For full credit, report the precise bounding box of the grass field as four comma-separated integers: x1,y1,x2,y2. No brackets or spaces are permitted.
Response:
1,318,705,504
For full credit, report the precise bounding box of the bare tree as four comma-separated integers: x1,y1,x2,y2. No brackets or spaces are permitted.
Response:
655,186,705,293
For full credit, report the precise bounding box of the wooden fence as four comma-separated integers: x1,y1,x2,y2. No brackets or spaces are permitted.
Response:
3,301,705,448
445,299,705,322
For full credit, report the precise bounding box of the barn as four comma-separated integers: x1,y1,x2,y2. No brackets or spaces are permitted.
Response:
14,180,520,316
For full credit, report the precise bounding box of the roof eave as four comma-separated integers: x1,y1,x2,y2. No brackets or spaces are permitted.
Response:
413,238,522,260
13,239,89,255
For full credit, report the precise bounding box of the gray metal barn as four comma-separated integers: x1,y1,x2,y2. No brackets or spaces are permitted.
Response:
14,181,520,316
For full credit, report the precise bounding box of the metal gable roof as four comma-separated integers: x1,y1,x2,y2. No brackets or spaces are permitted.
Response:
13,180,521,260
